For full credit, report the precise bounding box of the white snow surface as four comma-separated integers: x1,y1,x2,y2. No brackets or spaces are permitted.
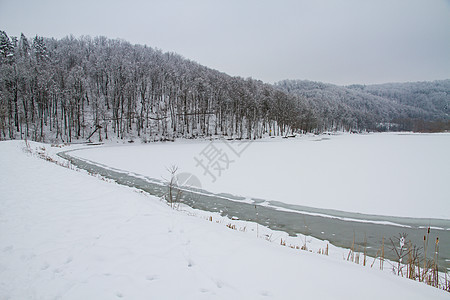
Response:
72,132,450,219
1,139,449,299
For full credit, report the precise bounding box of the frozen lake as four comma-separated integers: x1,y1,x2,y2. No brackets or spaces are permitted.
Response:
71,132,450,219
61,132,450,270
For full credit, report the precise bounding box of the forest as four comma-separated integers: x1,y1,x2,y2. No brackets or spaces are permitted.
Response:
276,80,449,133
0,31,448,143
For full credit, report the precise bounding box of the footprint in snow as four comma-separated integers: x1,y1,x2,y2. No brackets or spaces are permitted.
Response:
2,245,13,252
146,275,158,281
41,263,50,270
116,292,124,298
215,281,223,289
187,259,194,268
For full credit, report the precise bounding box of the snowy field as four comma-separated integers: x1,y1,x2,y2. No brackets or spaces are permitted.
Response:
1,140,449,299
72,132,450,220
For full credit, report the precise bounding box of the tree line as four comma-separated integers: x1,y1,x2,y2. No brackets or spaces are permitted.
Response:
0,31,311,143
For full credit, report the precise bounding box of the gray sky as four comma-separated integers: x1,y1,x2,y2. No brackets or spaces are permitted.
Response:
1,0,449,85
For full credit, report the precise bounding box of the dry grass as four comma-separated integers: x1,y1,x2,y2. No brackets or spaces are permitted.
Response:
342,227,447,293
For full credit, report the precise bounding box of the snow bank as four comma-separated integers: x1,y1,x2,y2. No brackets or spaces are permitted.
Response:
0,140,448,299
72,133,450,219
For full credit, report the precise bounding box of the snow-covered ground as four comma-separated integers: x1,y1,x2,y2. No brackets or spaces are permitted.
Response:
72,132,450,219
1,140,449,299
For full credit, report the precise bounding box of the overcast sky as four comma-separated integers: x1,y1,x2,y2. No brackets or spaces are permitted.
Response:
1,0,449,85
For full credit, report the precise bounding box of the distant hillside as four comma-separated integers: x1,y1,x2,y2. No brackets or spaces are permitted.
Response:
348,80,449,119
276,80,449,132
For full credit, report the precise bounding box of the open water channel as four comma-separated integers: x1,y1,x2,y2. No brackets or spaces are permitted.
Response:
58,148,450,273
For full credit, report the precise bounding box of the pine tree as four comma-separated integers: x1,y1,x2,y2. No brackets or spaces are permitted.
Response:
32,35,48,63
0,31,14,62
18,33,30,58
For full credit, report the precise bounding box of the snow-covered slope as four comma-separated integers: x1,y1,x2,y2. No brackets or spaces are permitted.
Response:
0,140,448,299
72,132,450,219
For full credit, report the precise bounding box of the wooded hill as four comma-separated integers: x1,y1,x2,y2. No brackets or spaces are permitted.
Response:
275,80,449,132
1,31,448,143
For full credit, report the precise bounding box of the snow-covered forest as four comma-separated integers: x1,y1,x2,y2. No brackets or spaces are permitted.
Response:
276,80,449,132
0,31,449,143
